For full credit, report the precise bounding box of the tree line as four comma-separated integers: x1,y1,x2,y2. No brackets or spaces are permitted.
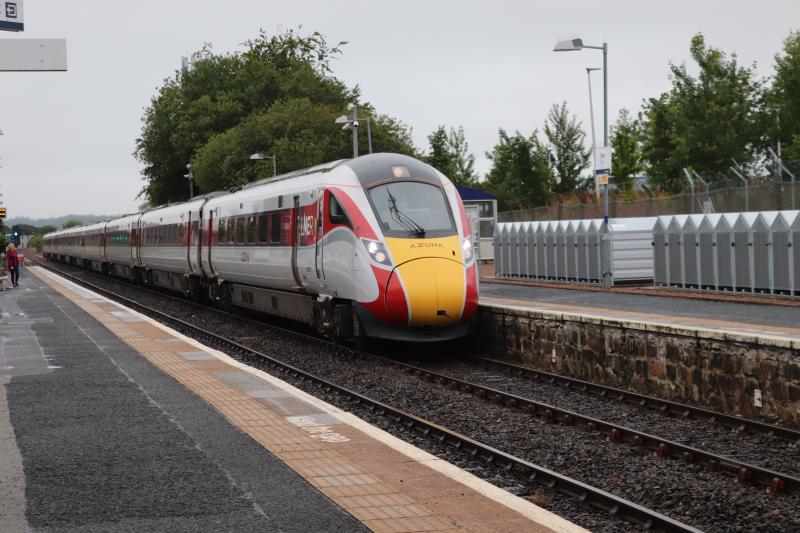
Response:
136,29,800,212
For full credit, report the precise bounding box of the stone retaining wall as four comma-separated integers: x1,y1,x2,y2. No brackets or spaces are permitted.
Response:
475,305,800,424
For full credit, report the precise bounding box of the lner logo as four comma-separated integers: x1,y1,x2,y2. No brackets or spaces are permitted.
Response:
5,3,17,18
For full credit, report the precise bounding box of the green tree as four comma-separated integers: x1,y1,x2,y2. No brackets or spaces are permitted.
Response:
447,127,478,187
36,225,58,235
641,33,764,191
28,235,43,252
425,126,478,187
610,109,644,192
543,102,591,194
767,31,800,161
484,129,553,210
426,126,458,181
191,99,415,192
136,29,380,205
640,94,682,192
61,219,82,229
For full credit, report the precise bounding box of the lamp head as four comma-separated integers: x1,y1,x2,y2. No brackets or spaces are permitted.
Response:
553,37,584,52
249,153,266,160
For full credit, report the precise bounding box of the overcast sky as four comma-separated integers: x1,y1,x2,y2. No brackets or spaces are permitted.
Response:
2,0,799,219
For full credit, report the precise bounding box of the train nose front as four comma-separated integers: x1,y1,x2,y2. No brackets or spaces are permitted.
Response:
385,257,465,327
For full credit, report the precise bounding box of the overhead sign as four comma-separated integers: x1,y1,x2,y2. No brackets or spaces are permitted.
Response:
0,0,23,32
0,39,67,71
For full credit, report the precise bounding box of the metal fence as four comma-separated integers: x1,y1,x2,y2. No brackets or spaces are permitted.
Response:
499,181,800,223
494,210,800,296
493,218,655,285
654,210,800,295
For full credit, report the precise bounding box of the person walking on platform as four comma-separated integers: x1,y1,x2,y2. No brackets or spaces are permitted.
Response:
6,243,19,287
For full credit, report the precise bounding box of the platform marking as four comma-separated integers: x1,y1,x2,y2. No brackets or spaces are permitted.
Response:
30,267,585,533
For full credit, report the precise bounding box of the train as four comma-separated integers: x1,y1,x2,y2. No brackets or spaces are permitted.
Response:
43,153,479,342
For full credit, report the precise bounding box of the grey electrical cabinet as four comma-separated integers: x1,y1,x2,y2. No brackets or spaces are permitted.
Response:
681,215,702,288
733,213,758,291
653,216,670,285
771,212,794,293
667,215,687,286
698,214,720,289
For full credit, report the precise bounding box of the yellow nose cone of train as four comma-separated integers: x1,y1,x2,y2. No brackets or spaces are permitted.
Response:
385,236,465,327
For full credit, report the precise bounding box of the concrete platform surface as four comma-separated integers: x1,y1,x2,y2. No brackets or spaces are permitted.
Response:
480,281,800,347
0,268,582,533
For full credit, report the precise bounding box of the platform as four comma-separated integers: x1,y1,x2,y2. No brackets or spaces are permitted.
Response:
480,281,800,348
0,268,581,533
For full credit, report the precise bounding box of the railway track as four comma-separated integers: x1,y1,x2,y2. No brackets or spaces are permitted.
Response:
374,354,800,494
31,258,699,532
463,355,800,443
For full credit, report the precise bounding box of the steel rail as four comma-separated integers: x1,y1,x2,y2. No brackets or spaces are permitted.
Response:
366,353,800,494
467,355,800,443
31,259,699,533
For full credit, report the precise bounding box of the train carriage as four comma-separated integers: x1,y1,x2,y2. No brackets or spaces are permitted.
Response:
43,153,479,342
79,221,108,272
104,213,142,279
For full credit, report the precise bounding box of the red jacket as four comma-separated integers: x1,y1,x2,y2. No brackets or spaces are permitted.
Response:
6,250,18,269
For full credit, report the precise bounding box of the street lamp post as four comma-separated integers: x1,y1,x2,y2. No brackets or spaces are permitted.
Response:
554,37,612,288
249,153,277,177
335,106,373,157
184,164,194,199
586,67,601,198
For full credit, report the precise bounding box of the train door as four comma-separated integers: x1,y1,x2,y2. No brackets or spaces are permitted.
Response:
129,222,137,265
202,208,216,278
135,219,142,265
188,209,202,274
315,188,325,280
291,196,304,288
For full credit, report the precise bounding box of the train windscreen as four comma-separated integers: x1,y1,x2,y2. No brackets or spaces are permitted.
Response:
368,182,455,237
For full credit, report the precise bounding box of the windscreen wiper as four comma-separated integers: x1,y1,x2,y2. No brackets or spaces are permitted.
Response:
386,188,425,235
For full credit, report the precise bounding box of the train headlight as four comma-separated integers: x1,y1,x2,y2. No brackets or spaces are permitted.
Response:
462,237,474,264
362,238,392,267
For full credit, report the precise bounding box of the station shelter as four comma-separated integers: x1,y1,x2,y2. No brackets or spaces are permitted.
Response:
457,186,497,261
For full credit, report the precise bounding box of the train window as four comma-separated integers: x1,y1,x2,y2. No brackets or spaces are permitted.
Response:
227,219,235,244
179,223,185,242
236,217,245,243
218,219,226,243
329,194,350,226
271,213,282,243
247,216,256,243
367,182,456,237
258,214,269,243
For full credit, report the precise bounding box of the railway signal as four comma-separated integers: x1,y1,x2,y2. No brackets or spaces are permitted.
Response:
0,207,6,218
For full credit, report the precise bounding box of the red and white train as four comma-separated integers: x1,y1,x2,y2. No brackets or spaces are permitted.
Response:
43,153,479,342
